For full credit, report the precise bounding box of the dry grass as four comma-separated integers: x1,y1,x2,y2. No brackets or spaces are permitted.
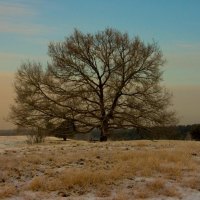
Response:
96,184,111,197
133,178,181,199
182,177,200,190
133,187,151,199
0,185,17,198
28,176,46,191
146,178,165,192
134,140,149,147
0,137,200,199
112,191,130,200
162,186,181,197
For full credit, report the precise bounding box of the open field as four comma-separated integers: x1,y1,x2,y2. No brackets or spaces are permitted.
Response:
0,136,200,200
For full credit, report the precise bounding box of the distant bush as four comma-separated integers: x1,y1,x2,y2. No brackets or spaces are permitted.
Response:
26,128,46,144
190,125,200,141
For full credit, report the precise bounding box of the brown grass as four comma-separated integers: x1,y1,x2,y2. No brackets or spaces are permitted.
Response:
96,184,111,197
162,186,181,197
28,176,46,191
133,178,181,199
112,191,131,200
0,185,17,198
146,178,165,192
182,177,200,190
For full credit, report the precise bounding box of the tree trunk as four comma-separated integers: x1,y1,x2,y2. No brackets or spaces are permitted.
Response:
100,121,108,142
63,136,67,141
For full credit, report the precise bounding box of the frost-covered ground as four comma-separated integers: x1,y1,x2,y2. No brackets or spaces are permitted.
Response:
0,136,200,200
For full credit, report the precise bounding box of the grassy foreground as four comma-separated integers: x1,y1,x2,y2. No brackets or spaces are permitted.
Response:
0,137,200,199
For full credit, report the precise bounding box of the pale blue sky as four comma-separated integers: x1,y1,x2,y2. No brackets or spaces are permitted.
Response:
0,0,200,128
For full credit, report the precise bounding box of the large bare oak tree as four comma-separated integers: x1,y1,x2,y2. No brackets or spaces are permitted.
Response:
9,28,176,141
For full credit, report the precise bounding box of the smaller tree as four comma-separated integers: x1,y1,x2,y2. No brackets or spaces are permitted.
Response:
50,119,76,141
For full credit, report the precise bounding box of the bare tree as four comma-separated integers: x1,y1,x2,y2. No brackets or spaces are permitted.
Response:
9,28,177,141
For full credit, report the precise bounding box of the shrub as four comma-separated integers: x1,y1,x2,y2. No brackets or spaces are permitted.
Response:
190,125,200,141
26,128,46,144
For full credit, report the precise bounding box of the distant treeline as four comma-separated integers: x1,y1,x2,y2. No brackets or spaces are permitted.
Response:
83,124,199,141
106,126,190,141
0,124,200,141
0,129,17,136
54,124,200,141
0,129,28,136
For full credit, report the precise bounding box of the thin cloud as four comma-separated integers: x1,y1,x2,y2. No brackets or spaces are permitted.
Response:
0,52,49,71
164,42,200,72
0,1,54,36
0,20,54,36
175,42,200,49
0,52,48,61
0,2,36,17
166,53,200,66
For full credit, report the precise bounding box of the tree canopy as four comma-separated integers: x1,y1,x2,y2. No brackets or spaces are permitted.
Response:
9,28,177,140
